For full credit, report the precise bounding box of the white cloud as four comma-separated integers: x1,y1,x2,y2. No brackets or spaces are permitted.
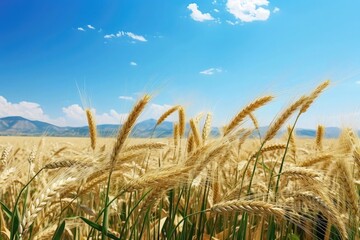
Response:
226,0,271,22
87,24,95,30
96,110,128,125
104,34,115,39
273,7,280,13
226,20,238,25
356,81,360,84
187,3,214,22
63,102,179,126
126,32,147,42
119,96,134,101
214,9,220,13
62,104,128,126
62,104,84,122
200,68,222,75
77,27,85,31
0,95,179,128
103,31,147,42
0,96,47,120
0,95,130,127
116,32,125,37
130,61,137,66
0,96,66,126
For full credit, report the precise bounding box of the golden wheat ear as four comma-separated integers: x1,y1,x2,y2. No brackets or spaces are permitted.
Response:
224,95,273,136
156,105,180,126
178,107,186,137
85,109,97,150
190,118,202,147
263,96,307,143
300,80,330,114
211,200,286,219
111,94,151,164
316,125,325,151
202,112,212,144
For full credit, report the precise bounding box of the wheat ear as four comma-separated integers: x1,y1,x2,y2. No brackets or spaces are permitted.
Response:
287,125,296,160
0,145,12,167
86,109,97,150
21,177,77,233
297,154,332,167
211,200,285,219
250,143,287,159
353,147,360,167
178,107,186,137
335,158,359,214
316,125,324,151
224,96,273,136
0,167,16,186
281,167,322,181
293,192,347,240
202,112,212,144
173,123,179,147
190,119,201,147
248,112,259,130
263,96,307,143
187,134,194,153
127,165,193,191
111,95,150,164
300,80,330,113
124,142,167,152
156,105,180,126
43,160,91,169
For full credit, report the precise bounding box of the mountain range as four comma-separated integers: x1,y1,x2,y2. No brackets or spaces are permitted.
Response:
0,116,355,138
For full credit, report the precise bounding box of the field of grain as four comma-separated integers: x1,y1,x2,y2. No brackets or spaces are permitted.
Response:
0,80,359,240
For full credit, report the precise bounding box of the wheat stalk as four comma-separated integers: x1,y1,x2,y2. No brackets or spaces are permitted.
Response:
287,125,296,160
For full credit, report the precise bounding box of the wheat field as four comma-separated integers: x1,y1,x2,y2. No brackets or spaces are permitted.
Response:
0,80,359,240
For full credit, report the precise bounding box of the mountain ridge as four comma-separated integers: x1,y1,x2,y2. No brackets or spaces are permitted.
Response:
0,116,354,138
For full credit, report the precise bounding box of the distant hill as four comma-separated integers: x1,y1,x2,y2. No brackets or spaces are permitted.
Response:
0,116,351,138
0,116,184,137
0,116,66,135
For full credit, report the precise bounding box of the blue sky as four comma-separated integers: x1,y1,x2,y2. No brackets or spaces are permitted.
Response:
1,0,360,128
